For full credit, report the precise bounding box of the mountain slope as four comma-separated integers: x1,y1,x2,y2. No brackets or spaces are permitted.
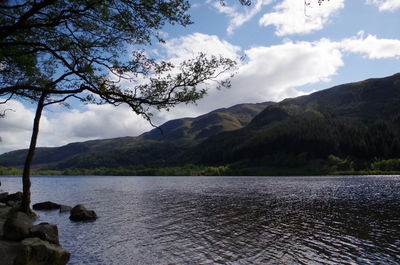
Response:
251,73,400,127
0,102,272,168
192,73,400,170
0,137,141,168
141,102,273,142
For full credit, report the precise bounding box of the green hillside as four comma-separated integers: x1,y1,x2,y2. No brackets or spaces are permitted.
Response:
252,74,400,126
0,137,140,168
192,73,400,174
0,102,272,169
141,102,272,142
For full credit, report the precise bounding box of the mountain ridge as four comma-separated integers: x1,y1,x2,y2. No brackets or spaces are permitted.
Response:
0,102,273,168
192,73,400,171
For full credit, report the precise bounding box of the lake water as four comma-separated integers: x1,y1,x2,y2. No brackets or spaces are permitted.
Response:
0,175,399,264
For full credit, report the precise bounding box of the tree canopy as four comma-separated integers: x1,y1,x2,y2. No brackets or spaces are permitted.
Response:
0,0,236,117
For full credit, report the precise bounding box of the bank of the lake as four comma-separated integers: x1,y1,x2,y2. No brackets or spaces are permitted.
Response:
2,163,400,177
0,200,70,265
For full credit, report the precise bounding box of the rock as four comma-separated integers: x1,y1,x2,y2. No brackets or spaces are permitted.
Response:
69,204,97,221
0,192,8,202
4,192,22,202
0,240,25,265
15,238,70,265
59,205,72,213
0,205,13,218
33,201,60,211
0,238,70,265
0,203,69,265
29,222,60,245
6,200,19,207
0,206,14,238
1,192,23,206
3,212,33,241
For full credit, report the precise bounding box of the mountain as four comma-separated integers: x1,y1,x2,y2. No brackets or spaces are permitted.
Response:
2,73,400,175
141,102,273,142
0,102,272,169
0,137,142,168
191,73,400,173
252,73,400,126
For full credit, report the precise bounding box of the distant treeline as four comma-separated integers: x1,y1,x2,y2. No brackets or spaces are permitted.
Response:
1,158,400,176
0,165,229,176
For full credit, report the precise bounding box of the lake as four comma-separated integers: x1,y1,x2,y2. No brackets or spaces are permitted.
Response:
1,175,399,264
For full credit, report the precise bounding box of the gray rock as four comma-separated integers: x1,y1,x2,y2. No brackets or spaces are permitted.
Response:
29,223,59,245
4,192,22,202
0,240,25,265
0,205,13,218
59,205,72,213
0,206,13,238
0,192,8,202
1,192,22,206
69,204,97,221
16,238,70,265
33,201,60,211
0,206,69,265
0,220,4,238
6,200,19,207
3,212,33,241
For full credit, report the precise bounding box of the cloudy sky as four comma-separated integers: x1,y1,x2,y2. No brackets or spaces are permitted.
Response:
1,0,400,154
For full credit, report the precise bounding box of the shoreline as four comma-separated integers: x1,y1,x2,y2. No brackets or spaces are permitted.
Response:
1,172,400,177
0,205,70,265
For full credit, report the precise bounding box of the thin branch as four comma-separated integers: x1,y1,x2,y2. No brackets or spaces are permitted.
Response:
0,93,14,104
0,108,15,118
0,84,85,95
0,0,57,38
43,94,78,106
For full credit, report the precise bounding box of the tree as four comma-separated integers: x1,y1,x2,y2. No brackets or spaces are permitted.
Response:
0,0,236,213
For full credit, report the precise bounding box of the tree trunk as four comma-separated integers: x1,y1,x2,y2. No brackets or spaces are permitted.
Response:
20,92,46,214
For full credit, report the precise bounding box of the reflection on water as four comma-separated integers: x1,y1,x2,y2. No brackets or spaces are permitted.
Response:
1,176,399,264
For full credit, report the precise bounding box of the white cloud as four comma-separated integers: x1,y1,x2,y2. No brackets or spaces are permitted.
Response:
366,0,400,11
163,32,241,61
156,33,241,90
259,0,344,36
0,100,44,153
48,104,152,140
339,32,400,59
147,33,243,122
0,101,152,154
233,39,344,100
209,0,273,34
153,37,344,122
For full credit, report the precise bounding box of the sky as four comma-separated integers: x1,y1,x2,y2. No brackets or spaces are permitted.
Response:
1,0,400,154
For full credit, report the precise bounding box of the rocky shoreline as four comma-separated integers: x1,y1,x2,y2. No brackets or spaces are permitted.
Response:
0,181,97,265
0,203,70,265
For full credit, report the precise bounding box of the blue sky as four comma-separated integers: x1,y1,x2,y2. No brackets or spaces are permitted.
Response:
1,0,400,153
185,0,400,90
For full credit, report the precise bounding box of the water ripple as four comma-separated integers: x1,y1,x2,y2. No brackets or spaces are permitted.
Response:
1,175,400,264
